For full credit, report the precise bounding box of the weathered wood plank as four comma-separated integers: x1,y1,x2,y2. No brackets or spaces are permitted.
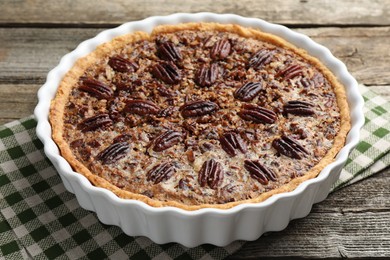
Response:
231,212,390,258
0,84,40,125
1,27,390,86
229,169,390,259
1,0,389,26
0,28,102,84
295,27,390,86
313,170,390,214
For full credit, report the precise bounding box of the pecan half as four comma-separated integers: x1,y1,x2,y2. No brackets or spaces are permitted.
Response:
151,61,181,84
78,114,113,132
238,104,277,124
220,132,247,157
79,78,113,99
234,81,263,101
198,159,224,189
210,39,231,60
157,41,182,62
272,135,309,159
180,100,218,118
195,63,219,87
147,162,175,184
276,64,303,80
244,160,277,185
152,130,182,152
108,55,139,72
248,49,274,69
284,100,315,116
123,99,159,116
97,142,130,164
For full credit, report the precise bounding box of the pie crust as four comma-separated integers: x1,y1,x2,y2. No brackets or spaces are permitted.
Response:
50,23,350,210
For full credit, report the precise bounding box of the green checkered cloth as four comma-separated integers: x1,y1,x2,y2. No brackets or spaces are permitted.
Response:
1,85,389,259
332,85,390,190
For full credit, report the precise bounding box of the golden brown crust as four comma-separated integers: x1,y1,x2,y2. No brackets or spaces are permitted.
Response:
50,23,350,210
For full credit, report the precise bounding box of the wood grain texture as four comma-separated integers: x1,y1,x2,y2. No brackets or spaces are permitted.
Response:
229,170,390,259
295,27,390,86
0,84,40,125
1,0,389,26
1,27,390,85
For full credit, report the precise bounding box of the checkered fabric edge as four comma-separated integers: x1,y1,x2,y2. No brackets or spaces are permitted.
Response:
332,85,390,190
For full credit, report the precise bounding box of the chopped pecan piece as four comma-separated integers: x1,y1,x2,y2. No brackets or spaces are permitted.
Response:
147,162,175,184
234,81,263,101
70,139,83,149
108,55,138,72
284,100,315,116
299,77,312,88
79,78,113,99
220,132,247,157
272,135,309,159
157,41,182,62
87,140,101,148
113,134,132,143
178,178,192,191
244,160,277,185
186,150,195,163
152,130,182,152
238,104,277,124
210,39,231,60
198,159,224,189
200,142,214,153
180,100,218,118
97,142,130,164
196,115,215,124
276,64,303,80
156,85,175,97
248,49,274,69
123,99,159,116
78,114,113,132
298,73,326,89
151,61,182,84
311,73,326,88
182,121,197,134
157,106,176,118
195,63,219,87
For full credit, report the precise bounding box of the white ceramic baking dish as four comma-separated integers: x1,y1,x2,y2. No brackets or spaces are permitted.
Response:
34,13,364,247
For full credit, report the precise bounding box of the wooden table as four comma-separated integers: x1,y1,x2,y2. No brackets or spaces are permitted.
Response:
1,1,389,258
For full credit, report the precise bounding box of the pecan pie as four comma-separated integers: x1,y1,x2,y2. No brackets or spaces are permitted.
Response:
50,23,350,210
